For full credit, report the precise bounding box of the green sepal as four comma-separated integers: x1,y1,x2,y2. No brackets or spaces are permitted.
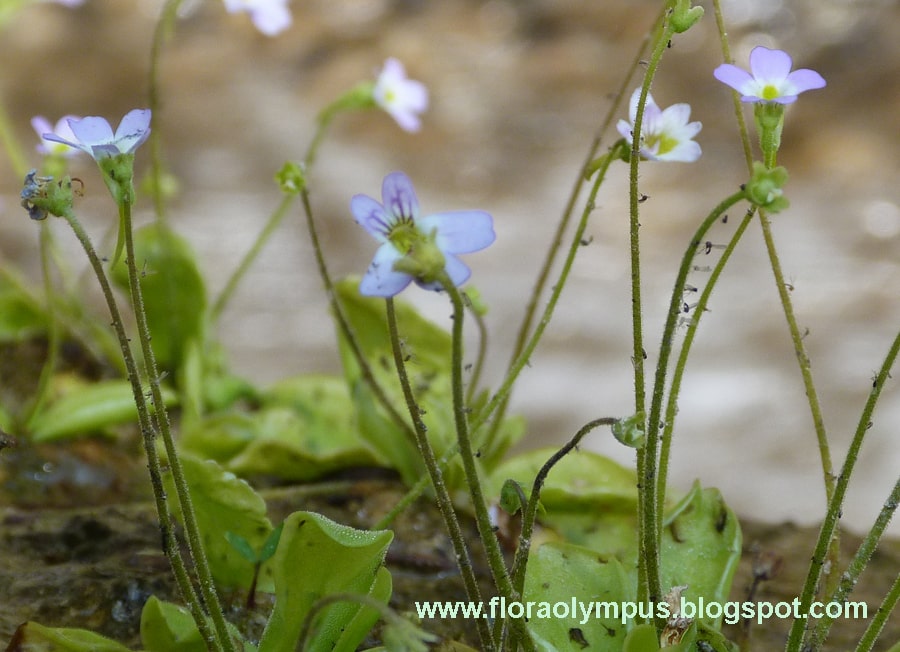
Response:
745,161,790,212
670,0,704,33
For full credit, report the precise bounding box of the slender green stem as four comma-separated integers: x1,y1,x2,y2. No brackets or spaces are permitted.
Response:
25,225,62,425
121,199,236,652
439,277,536,652
629,12,676,614
491,3,666,440
471,151,616,437
0,94,28,178
464,293,489,406
385,298,495,652
148,0,183,224
510,418,617,596
58,210,218,650
711,0,754,170
657,208,756,513
853,555,900,652
644,189,748,518
211,193,294,321
785,328,900,652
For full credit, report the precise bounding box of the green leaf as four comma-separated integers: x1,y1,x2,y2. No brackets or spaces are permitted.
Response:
622,623,660,652
257,511,393,652
226,405,380,481
164,455,274,591
180,375,383,481
523,541,634,651
335,278,522,487
140,596,257,652
7,621,132,651
110,222,207,374
0,273,47,342
28,378,177,442
489,448,637,510
660,481,742,630
140,596,205,652
259,521,284,563
225,531,260,564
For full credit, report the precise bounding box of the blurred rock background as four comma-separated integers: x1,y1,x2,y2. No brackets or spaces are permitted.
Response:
1,0,898,535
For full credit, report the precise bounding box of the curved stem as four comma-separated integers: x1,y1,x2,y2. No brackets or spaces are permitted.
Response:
439,278,536,652
471,150,616,436
148,0,184,224
785,328,900,651
385,298,494,652
25,224,62,425
853,551,900,652
121,199,236,652
58,210,219,650
211,193,294,322
510,417,617,596
490,4,667,440
0,94,28,178
657,208,756,513
628,12,676,615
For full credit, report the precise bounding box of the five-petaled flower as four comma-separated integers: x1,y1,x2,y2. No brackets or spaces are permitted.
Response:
713,46,826,104
352,171,494,297
223,0,292,37
42,109,151,161
616,88,702,162
31,115,81,158
373,58,429,133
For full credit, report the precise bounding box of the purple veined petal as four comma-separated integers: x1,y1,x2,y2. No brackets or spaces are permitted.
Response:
749,46,793,83
114,109,152,153
41,132,88,153
68,116,115,148
713,64,754,93
359,244,412,297
417,210,496,254
381,171,420,221
351,193,393,242
786,68,827,94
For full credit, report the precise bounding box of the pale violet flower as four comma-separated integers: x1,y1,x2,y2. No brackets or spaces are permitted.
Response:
31,115,81,157
42,109,151,161
617,88,702,162
373,58,428,133
713,46,826,104
223,0,291,36
352,172,494,297
47,0,85,6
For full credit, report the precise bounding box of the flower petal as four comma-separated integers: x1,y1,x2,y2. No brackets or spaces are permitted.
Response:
381,171,420,221
713,64,754,93
657,140,701,162
359,244,412,297
250,4,292,36
749,46,793,83
114,109,152,153
351,193,392,242
68,116,115,148
785,68,826,94
417,210,495,254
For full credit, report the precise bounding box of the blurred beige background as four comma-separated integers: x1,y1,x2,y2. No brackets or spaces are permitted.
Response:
1,0,898,535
